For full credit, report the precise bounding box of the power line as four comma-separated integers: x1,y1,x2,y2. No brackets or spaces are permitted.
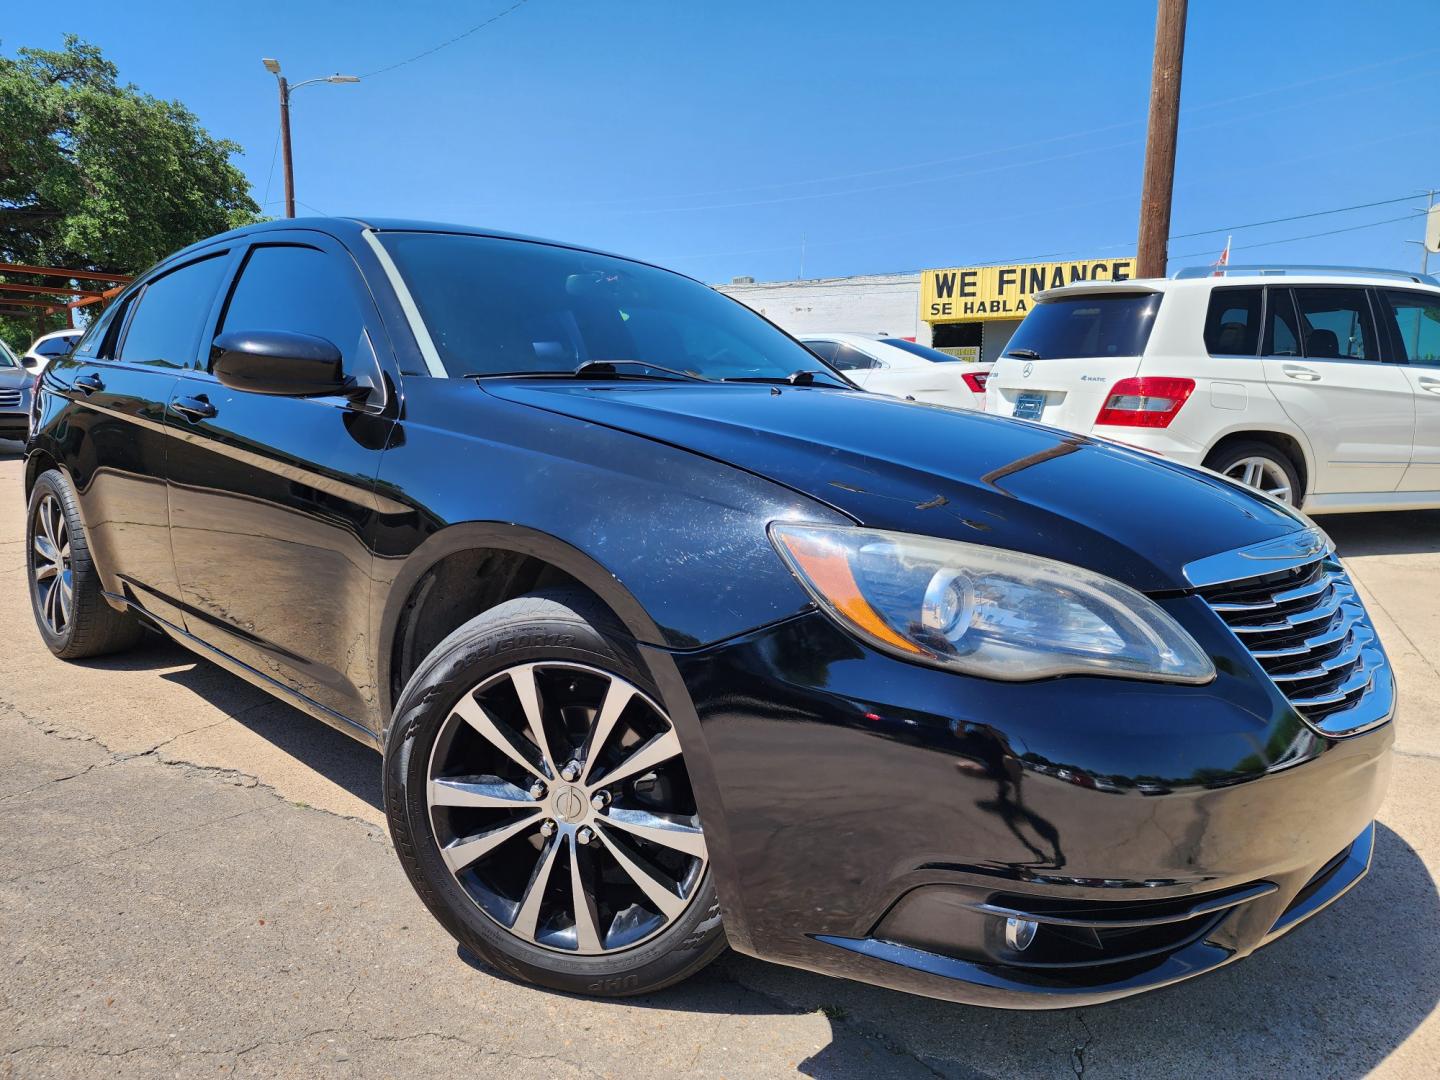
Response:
361,0,535,80
551,47,1440,211
1170,213,1425,261
1170,193,1429,240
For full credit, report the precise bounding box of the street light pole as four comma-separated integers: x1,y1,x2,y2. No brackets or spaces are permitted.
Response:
1135,0,1188,279
261,59,360,219
277,75,295,219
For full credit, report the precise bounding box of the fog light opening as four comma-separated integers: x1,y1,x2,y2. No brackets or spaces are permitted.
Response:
1004,916,1038,952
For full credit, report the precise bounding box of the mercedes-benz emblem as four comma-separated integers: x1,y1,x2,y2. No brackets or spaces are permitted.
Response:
554,786,586,822
1022,362,1034,378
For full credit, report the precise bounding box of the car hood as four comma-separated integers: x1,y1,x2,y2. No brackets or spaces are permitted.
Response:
483,381,1309,592
0,366,31,390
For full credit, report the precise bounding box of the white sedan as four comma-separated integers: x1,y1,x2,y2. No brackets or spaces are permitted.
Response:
800,333,991,409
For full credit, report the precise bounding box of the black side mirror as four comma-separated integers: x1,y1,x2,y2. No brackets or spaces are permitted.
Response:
211,329,351,397
20,356,37,369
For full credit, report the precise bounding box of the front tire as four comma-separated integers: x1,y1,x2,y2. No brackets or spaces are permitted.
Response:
1206,441,1302,506
26,469,146,659
384,589,725,997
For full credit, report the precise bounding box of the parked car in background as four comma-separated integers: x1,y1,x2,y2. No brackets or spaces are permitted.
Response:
0,337,34,442
25,219,1392,1008
985,265,1440,513
801,332,991,409
23,328,83,373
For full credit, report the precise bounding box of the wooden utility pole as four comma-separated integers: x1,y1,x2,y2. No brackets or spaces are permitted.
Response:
1136,0,1188,279
277,75,296,219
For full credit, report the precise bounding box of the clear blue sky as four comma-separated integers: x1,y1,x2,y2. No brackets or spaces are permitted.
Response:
8,0,1440,283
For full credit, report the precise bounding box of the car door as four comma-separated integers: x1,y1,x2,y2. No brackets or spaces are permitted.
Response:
1376,288,1440,493
1260,285,1413,495
53,251,232,627
163,231,397,727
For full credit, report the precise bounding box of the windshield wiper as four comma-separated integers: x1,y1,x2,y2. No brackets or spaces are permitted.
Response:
574,359,711,382
722,369,845,387
459,361,711,382
1006,348,1042,360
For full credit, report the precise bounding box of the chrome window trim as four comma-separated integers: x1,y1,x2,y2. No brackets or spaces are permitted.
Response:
361,229,447,378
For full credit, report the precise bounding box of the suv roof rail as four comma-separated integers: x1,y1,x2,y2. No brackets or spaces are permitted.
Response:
1172,264,1440,286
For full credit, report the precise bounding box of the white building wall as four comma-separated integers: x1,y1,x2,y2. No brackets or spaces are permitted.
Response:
716,273,929,345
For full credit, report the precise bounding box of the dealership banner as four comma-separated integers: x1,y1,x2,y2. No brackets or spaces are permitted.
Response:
922,258,1137,323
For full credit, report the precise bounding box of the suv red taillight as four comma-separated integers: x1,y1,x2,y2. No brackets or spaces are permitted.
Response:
1094,377,1195,428
962,371,989,393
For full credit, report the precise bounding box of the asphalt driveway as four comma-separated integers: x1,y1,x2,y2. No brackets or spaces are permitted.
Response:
2,444,1438,1079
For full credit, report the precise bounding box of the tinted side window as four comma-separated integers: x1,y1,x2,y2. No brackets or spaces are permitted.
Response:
827,344,879,371
804,340,841,364
1381,290,1440,366
219,245,370,376
1203,287,1261,355
1262,288,1302,356
118,256,228,368
1293,287,1376,361
37,335,76,357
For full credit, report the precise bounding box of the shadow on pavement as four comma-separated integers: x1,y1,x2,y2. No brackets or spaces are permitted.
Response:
1326,509,1440,558
74,637,385,812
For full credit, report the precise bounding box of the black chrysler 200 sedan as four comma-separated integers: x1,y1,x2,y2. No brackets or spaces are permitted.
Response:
24,218,1393,1007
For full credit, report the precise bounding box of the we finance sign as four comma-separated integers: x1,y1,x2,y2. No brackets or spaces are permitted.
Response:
922,258,1137,323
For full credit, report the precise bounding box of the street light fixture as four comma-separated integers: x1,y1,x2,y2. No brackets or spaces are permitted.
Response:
262,59,360,219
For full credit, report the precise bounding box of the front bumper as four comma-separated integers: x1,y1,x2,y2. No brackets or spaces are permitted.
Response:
0,408,28,440
662,608,1393,1009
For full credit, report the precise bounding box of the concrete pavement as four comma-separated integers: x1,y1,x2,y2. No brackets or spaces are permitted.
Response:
2,443,1438,1078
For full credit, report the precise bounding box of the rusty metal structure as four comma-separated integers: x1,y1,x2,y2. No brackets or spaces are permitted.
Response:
0,262,133,329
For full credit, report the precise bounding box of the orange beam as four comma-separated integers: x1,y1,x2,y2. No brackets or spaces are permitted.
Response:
0,281,110,300
0,262,132,284
0,298,63,311
67,284,127,311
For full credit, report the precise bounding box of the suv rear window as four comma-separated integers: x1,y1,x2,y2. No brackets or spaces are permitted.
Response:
1003,293,1161,360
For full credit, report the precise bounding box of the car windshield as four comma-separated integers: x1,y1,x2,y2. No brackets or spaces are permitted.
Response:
873,338,963,363
0,340,17,367
1003,292,1161,360
379,232,842,383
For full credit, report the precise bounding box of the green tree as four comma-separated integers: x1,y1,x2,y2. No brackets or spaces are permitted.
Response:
0,36,260,350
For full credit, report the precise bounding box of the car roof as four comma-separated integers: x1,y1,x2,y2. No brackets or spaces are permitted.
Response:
157,216,701,285
1035,267,1440,303
35,328,81,341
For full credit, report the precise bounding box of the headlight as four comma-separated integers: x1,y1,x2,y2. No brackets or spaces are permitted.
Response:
769,523,1214,684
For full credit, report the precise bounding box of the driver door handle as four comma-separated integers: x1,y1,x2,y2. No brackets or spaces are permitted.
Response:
1419,376,1440,394
171,394,217,422
73,374,104,396
1282,364,1321,382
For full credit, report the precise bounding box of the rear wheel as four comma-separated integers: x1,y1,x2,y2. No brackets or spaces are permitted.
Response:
26,469,146,659
1206,441,1302,506
384,589,725,996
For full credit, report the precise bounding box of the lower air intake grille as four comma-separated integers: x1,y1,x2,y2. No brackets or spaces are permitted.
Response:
1198,555,1391,736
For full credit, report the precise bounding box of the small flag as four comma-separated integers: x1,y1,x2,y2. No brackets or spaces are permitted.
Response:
1212,236,1232,275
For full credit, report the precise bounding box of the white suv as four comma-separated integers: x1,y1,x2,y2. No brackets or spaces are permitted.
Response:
984,265,1440,513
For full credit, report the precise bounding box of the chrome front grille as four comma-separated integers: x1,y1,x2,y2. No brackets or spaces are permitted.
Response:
1198,554,1392,736
0,389,22,408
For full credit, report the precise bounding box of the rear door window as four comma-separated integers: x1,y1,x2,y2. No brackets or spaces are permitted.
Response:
118,255,229,368
1292,287,1377,361
1262,288,1302,356
1003,293,1161,360
1380,289,1440,366
827,344,880,371
1203,287,1262,356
